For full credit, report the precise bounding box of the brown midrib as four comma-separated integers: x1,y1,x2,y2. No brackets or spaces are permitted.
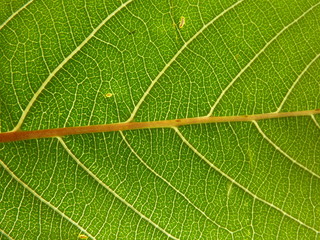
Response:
1,109,319,143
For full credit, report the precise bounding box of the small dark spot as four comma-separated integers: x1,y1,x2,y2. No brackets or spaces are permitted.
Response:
176,119,181,122
128,30,136,35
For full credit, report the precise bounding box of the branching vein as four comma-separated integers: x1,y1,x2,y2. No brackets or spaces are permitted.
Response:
277,53,320,112
173,127,320,233
11,0,134,132
120,131,234,234
0,158,95,239
57,137,179,240
207,2,320,116
252,120,320,179
126,0,244,122
0,0,34,30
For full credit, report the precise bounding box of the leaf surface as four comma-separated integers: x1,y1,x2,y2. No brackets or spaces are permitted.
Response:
1,0,320,239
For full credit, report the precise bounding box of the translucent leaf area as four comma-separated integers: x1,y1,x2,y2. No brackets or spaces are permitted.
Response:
1,0,320,239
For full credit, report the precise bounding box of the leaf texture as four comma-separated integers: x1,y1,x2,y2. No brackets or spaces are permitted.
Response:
1,0,320,239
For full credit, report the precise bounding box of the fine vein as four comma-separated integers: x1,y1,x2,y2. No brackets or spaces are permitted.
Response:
11,0,134,132
57,137,179,240
120,131,233,234
0,159,95,239
126,0,244,122
0,0,34,30
207,2,320,116
276,53,320,112
172,127,320,233
252,120,320,179
0,228,14,240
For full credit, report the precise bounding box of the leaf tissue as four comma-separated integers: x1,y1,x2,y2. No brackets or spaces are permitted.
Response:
0,0,320,239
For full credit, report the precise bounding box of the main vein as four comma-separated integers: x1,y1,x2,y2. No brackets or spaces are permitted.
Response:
1,109,319,142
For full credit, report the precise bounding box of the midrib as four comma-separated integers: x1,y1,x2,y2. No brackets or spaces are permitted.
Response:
1,109,319,142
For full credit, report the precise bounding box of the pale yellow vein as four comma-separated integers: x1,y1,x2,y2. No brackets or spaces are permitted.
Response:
120,131,234,234
207,2,320,116
126,0,244,122
252,120,320,179
0,158,95,239
311,115,320,129
277,53,320,112
173,127,320,233
0,0,34,30
12,0,134,132
57,137,179,240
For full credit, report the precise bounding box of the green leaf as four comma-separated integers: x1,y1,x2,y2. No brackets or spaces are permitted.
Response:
1,0,320,239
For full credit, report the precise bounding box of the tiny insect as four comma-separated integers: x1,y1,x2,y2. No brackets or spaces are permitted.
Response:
105,93,113,98
179,16,185,29
78,234,88,239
